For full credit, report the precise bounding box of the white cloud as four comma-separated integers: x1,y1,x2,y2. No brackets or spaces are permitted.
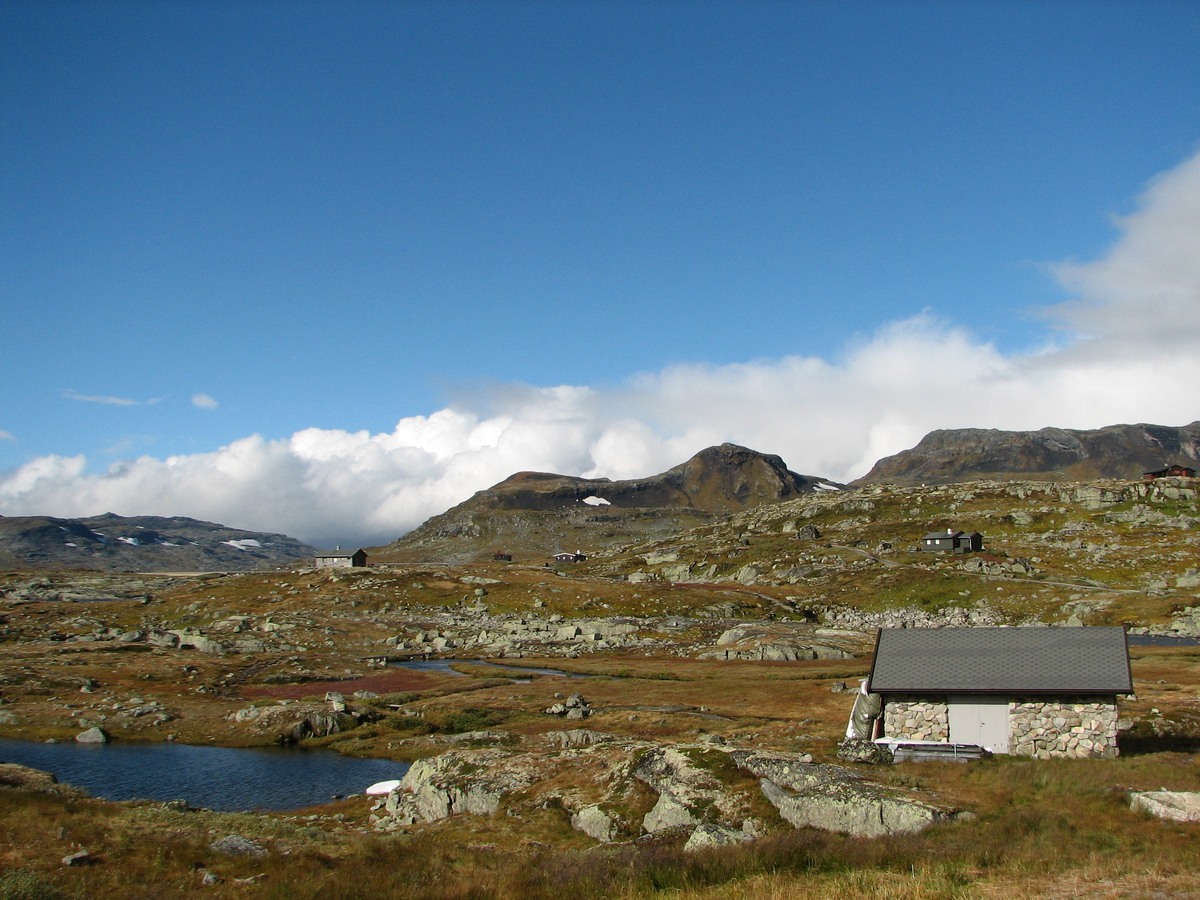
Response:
1048,150,1200,352
63,390,160,406
0,430,14,443
192,393,219,410
6,151,1200,547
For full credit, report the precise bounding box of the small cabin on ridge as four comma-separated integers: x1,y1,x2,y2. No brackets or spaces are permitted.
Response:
314,548,368,568
1143,464,1197,480
921,529,983,553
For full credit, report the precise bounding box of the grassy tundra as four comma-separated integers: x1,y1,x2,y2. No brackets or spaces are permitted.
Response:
1,478,1199,897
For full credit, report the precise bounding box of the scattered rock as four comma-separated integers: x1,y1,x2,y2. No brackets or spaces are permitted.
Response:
542,729,614,749
570,804,616,842
545,693,591,718
209,835,269,858
684,823,753,852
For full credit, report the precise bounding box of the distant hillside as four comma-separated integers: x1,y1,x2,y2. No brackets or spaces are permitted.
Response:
855,421,1200,486
0,513,317,572
378,443,842,564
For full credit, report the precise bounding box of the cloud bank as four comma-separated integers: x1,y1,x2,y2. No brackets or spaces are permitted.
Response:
6,152,1200,547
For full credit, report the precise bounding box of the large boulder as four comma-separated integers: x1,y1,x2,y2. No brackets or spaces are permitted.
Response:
733,751,947,837
570,805,617,842
643,791,698,833
229,703,363,743
75,727,109,744
759,779,945,837
384,748,539,824
1130,791,1200,823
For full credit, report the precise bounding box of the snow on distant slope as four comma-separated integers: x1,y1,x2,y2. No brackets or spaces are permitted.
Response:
222,539,262,551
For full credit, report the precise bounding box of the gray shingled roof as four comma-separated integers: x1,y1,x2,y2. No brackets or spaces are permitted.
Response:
867,627,1132,695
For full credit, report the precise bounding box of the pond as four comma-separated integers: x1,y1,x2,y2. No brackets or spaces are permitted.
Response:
394,658,589,679
0,738,408,812
1127,634,1200,647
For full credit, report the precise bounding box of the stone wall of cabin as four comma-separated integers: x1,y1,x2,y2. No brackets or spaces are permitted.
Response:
882,694,1120,758
1009,697,1119,759
881,696,949,742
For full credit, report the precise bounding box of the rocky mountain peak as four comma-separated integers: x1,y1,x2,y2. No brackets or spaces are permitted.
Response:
663,443,821,513
382,444,841,564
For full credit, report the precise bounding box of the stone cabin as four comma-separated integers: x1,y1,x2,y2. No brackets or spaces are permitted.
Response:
921,529,983,553
314,548,368,568
1143,464,1197,480
553,551,587,563
866,626,1132,759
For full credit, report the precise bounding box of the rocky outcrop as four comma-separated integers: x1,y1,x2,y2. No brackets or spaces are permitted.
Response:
386,613,657,658
703,623,854,661
229,700,367,743
634,746,746,834
958,556,1038,578
370,739,959,845
819,604,1005,632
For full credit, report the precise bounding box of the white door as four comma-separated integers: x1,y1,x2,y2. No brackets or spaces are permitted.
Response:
948,697,1010,753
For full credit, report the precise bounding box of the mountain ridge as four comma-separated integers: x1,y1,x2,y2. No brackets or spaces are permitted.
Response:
0,513,317,573
854,421,1200,486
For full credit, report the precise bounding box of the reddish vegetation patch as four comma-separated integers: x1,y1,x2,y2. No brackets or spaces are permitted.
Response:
240,668,445,700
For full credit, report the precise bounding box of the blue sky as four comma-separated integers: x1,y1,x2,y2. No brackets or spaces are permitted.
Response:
3,1,1200,547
